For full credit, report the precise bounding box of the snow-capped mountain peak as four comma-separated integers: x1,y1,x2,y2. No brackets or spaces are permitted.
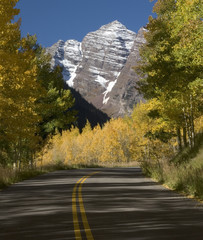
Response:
99,20,127,30
47,21,145,117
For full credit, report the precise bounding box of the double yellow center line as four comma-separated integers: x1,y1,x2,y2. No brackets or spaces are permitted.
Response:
72,172,99,240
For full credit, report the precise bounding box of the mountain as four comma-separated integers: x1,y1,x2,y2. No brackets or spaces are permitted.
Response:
47,20,146,118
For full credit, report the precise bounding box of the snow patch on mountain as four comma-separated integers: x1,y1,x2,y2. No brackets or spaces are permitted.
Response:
103,72,120,105
67,66,77,87
95,75,109,88
47,39,82,87
103,79,117,104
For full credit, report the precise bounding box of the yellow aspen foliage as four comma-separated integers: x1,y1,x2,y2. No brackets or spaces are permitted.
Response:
171,0,203,66
195,116,203,133
98,119,133,163
136,0,202,150
39,118,140,167
87,125,103,163
0,0,44,167
39,102,180,168
131,100,176,163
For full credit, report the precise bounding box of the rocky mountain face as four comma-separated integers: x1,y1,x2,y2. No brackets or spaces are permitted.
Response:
47,20,146,118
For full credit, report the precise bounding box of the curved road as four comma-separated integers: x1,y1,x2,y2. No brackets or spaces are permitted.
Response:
0,168,203,240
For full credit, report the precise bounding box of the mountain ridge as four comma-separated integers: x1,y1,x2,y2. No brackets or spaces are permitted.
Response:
47,20,146,117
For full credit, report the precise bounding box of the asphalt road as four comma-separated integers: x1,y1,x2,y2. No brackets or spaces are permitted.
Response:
0,168,203,240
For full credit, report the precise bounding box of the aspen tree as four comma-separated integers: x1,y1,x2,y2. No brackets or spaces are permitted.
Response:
136,0,203,151
0,0,42,167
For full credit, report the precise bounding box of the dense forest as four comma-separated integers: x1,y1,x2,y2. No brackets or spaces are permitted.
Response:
0,0,202,199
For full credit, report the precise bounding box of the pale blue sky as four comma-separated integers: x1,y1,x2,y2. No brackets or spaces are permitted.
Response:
16,0,156,47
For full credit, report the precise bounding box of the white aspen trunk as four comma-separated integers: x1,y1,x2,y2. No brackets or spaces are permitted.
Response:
13,162,16,170
189,94,195,148
183,106,189,147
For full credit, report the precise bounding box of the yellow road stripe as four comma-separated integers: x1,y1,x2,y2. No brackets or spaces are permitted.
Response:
72,177,85,240
72,172,99,240
78,172,99,240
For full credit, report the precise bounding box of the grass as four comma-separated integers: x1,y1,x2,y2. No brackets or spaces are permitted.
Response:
0,167,45,190
166,148,203,200
0,163,88,190
142,142,203,201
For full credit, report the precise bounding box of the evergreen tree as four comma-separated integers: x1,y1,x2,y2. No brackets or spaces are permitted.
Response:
23,35,77,138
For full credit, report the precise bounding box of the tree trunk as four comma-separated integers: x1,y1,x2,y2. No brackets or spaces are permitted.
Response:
183,126,187,148
183,106,190,148
176,127,182,151
190,118,195,148
189,95,195,149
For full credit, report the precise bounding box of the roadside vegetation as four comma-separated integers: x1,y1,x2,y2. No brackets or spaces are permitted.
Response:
168,145,203,200
142,137,203,201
